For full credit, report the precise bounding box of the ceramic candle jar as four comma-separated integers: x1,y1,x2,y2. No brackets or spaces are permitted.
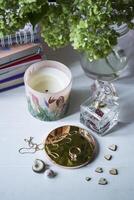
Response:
24,60,72,121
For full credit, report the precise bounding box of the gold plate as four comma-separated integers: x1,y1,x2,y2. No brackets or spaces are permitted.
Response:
44,125,97,169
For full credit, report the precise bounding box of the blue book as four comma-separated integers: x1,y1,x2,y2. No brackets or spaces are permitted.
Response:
0,82,24,92
0,73,24,92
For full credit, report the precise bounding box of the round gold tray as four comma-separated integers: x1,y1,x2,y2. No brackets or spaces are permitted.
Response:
44,125,97,169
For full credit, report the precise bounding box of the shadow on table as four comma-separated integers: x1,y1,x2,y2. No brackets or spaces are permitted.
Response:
0,85,25,98
104,94,134,136
103,93,134,136
44,45,80,67
106,122,130,136
67,88,89,116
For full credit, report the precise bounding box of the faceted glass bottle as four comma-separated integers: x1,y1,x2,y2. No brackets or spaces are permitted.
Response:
80,81,119,136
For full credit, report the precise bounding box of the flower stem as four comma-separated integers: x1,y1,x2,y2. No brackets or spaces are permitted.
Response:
105,57,119,78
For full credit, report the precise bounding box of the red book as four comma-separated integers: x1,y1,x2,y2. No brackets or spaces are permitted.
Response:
0,54,42,70
0,54,42,74
0,43,42,67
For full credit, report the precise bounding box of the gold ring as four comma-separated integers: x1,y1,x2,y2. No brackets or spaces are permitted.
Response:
69,146,81,161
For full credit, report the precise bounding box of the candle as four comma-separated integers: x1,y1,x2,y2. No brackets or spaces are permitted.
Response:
29,67,70,93
24,60,72,121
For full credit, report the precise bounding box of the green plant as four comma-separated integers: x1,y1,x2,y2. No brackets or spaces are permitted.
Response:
0,0,134,60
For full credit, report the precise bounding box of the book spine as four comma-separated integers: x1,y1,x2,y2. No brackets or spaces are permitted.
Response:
0,45,42,66
0,58,42,79
0,82,24,92
0,72,25,84
0,53,42,69
0,75,24,92
0,54,42,70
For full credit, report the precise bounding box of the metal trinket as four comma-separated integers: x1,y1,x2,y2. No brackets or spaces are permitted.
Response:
19,136,44,154
95,167,103,173
108,144,118,151
85,177,91,181
109,168,118,175
98,178,108,185
104,154,112,161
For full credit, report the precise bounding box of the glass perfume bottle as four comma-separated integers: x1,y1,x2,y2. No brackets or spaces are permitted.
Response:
80,81,119,136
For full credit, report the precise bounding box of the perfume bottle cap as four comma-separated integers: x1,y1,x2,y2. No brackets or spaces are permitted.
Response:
91,80,118,103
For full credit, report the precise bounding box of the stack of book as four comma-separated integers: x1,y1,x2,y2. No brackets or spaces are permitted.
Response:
0,24,43,92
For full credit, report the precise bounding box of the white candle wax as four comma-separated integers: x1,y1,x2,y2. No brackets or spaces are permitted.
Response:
29,67,70,93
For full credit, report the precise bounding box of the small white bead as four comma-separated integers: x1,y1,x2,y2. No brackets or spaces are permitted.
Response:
44,169,55,178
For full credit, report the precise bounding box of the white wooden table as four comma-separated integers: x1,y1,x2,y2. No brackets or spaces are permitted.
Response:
1,32,134,200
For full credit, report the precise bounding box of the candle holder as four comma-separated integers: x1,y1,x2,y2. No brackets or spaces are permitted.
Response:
24,60,72,121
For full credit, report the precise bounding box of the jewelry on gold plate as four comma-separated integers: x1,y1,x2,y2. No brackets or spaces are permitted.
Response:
69,146,81,161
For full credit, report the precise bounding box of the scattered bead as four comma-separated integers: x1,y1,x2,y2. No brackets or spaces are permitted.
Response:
104,154,112,161
44,169,56,178
108,144,117,151
109,168,118,175
98,178,108,185
95,167,103,173
32,159,46,173
85,177,91,181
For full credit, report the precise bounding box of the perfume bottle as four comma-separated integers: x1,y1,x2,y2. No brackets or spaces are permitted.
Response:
80,81,119,136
